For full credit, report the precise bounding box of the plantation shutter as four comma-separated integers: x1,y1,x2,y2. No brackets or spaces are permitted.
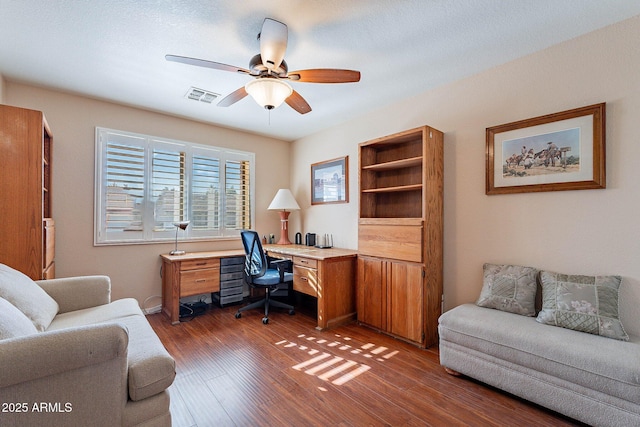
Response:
151,146,186,232
224,156,252,232
101,133,145,241
95,127,254,245
191,151,221,232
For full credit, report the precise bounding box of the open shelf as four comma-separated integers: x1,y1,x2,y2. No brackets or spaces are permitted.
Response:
362,156,423,171
361,183,422,193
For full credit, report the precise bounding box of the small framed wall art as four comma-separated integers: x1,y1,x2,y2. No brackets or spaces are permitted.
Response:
486,103,606,195
311,156,349,204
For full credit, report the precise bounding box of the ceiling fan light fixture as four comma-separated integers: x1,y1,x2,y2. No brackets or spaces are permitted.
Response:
245,78,292,110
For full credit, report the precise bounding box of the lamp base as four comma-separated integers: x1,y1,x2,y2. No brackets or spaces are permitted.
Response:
276,211,292,245
170,250,186,255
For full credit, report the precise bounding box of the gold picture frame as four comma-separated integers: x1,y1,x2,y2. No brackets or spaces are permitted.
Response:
486,103,606,195
311,156,349,204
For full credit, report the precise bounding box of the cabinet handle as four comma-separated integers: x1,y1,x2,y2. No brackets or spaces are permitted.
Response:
195,279,207,283
300,277,308,282
196,262,207,266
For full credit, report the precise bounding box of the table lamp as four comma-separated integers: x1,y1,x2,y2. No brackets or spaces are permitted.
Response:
170,221,190,255
267,189,300,245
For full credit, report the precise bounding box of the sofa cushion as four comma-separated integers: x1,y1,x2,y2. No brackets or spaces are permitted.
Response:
476,263,538,316
46,299,175,401
439,304,640,404
536,270,628,341
0,297,39,339
46,298,143,331
0,264,59,331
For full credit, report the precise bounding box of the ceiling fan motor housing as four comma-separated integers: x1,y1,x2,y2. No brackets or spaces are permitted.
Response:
249,54,288,77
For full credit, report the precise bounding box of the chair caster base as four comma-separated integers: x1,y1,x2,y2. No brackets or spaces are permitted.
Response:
289,310,295,315
262,317,269,324
235,312,241,319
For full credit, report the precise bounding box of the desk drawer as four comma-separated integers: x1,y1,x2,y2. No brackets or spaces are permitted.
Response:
294,256,317,269
180,269,220,296
293,265,317,297
181,258,220,271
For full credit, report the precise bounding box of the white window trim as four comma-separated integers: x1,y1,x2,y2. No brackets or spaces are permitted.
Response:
94,127,255,246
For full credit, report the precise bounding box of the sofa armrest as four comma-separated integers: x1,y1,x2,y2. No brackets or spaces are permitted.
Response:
0,323,127,388
0,324,129,426
36,275,111,313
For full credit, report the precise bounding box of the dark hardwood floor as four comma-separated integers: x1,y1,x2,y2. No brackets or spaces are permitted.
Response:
148,303,584,427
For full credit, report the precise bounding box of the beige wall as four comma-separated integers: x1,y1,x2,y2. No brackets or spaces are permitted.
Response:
291,16,640,336
5,83,291,308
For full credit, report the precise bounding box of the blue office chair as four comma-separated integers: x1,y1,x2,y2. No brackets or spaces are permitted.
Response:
235,230,295,324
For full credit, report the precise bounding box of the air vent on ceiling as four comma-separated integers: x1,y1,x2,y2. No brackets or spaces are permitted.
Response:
185,87,220,104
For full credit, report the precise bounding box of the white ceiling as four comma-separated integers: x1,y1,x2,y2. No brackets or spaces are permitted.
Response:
1,1,639,141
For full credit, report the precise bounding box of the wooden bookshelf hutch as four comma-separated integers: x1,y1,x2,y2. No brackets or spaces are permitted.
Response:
0,104,55,280
357,125,443,347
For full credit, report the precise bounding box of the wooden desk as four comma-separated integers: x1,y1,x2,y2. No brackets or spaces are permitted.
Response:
160,250,244,325
264,244,358,330
161,246,357,330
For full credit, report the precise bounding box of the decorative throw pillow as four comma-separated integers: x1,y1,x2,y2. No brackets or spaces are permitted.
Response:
0,264,59,332
476,263,539,316
0,297,39,339
536,270,628,341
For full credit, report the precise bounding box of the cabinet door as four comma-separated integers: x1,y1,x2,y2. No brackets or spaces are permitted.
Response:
357,257,386,330
388,261,424,343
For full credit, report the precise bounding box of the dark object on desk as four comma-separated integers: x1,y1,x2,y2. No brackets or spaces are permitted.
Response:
305,232,316,246
236,230,295,324
295,232,302,245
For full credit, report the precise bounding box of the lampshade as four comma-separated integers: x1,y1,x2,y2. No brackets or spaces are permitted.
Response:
268,189,300,211
245,78,293,110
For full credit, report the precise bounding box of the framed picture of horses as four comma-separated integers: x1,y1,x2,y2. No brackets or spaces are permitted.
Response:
486,103,606,195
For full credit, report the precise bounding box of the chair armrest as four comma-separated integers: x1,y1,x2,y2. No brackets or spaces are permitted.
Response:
0,324,129,425
269,258,292,281
36,275,111,313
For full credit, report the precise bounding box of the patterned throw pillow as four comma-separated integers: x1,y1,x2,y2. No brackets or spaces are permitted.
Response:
476,263,539,316
536,270,628,341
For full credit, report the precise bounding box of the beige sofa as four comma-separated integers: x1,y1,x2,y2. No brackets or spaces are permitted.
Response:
438,264,640,427
0,264,175,427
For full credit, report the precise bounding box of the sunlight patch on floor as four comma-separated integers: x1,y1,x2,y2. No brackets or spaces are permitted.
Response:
276,332,399,388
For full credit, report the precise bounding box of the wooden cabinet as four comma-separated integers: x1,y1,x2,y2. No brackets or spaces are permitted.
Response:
0,104,55,280
161,251,245,325
357,125,443,347
265,245,358,330
293,256,318,297
357,256,424,343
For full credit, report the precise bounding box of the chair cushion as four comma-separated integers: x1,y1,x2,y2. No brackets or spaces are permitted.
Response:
252,269,293,286
0,296,39,339
0,264,59,331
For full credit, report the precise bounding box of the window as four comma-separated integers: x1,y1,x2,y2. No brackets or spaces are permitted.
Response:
95,128,254,245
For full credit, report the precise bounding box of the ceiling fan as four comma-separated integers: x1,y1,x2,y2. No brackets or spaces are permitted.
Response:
166,18,361,114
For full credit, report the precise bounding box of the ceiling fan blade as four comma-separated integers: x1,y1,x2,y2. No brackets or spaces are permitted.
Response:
217,87,248,107
287,69,361,83
259,18,288,71
285,90,312,114
165,54,250,74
